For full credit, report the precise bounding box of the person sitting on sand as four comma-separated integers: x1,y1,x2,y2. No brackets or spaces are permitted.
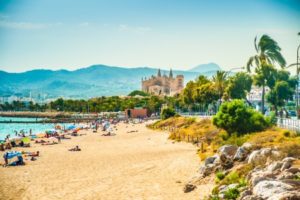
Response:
41,141,58,145
35,139,46,144
68,146,81,151
23,151,39,157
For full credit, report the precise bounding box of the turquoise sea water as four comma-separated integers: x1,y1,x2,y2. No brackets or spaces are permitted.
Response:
0,117,69,140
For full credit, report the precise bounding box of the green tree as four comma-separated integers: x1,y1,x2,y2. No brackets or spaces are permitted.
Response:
193,82,219,107
212,71,228,102
213,100,269,135
266,70,297,114
225,72,253,100
247,35,286,114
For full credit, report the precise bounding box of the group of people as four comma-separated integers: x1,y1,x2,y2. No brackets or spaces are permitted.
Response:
1,117,136,167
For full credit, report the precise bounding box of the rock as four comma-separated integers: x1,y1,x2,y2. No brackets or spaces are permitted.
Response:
268,150,283,162
249,170,277,186
267,161,283,172
253,180,294,199
240,195,262,200
281,161,292,171
282,157,296,163
219,183,239,194
242,142,253,151
218,145,238,158
285,167,300,174
183,183,196,193
221,158,234,170
204,155,219,166
261,148,272,157
269,191,300,200
248,150,267,166
199,164,215,178
277,172,297,180
238,189,252,200
234,146,248,161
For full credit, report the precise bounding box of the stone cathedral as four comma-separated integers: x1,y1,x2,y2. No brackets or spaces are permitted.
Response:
141,69,184,96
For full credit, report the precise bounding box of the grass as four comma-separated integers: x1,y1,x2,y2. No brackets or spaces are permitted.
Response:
150,116,300,161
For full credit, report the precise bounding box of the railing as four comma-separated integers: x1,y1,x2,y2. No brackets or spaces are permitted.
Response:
276,117,300,133
178,112,215,119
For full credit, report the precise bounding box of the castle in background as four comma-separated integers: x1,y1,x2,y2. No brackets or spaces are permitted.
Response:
141,69,184,96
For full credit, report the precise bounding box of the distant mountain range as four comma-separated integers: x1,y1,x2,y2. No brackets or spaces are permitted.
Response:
0,63,222,98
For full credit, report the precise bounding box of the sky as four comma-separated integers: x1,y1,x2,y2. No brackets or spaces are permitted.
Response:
0,0,300,73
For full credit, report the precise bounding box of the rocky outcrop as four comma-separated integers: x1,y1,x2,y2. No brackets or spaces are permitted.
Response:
187,143,300,199
248,148,283,166
252,180,300,200
241,157,300,200
234,143,253,161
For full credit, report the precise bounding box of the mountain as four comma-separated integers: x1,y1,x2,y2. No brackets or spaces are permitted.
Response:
0,64,221,98
189,63,222,75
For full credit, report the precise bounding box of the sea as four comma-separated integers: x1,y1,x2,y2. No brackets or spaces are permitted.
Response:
0,117,69,140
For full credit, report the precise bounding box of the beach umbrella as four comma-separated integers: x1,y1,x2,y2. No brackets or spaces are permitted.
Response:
67,125,76,130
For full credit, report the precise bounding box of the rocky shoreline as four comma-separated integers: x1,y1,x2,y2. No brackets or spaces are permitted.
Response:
184,143,300,200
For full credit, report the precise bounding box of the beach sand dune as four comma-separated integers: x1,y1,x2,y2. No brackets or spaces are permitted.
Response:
0,122,213,200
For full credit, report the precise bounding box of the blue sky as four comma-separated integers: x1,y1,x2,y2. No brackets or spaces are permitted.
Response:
0,0,299,72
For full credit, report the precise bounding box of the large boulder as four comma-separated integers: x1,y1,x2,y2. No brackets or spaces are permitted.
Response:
218,145,238,158
248,150,266,166
234,146,249,161
234,143,254,161
198,163,215,178
267,161,283,172
204,154,219,166
253,180,295,200
248,148,283,166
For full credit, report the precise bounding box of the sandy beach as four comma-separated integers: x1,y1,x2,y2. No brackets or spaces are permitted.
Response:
0,121,213,200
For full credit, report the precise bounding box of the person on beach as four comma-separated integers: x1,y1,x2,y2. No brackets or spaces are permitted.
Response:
23,151,39,157
68,146,81,151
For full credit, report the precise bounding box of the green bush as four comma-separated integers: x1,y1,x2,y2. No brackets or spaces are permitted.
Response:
224,188,240,199
215,171,226,183
161,107,176,120
213,100,269,136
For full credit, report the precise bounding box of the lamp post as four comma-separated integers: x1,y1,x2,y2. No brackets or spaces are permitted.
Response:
296,32,300,115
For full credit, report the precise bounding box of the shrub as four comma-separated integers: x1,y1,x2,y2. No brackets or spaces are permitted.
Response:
215,171,226,183
160,107,176,120
213,100,269,136
224,187,240,199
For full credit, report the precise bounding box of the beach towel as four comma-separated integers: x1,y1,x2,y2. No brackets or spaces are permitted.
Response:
22,137,31,144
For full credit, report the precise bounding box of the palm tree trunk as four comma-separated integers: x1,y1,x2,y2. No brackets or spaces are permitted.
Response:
261,84,265,114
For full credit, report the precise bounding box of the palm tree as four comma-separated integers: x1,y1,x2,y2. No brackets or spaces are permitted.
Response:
247,35,286,114
212,70,228,104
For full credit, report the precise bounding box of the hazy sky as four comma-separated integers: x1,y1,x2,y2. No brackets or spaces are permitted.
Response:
0,0,299,72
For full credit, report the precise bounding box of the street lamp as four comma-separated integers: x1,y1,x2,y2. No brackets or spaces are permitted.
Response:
296,32,300,114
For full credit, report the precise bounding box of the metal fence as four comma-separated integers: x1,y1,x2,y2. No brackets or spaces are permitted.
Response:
178,112,214,119
276,117,300,133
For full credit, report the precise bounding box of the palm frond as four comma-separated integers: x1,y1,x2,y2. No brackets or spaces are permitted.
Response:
254,36,258,52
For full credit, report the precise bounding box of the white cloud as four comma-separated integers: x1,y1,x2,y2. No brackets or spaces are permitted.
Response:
118,24,152,34
0,20,62,30
79,22,90,27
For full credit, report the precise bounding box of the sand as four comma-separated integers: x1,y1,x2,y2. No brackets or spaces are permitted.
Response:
0,121,213,200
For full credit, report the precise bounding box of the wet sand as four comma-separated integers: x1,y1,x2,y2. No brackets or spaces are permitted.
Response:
0,121,213,200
